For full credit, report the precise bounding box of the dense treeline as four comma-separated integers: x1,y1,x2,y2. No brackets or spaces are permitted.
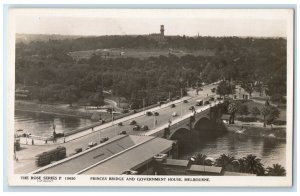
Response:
15,35,287,108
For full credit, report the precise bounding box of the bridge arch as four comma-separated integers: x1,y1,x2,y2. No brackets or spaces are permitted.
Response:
169,128,190,142
193,117,214,134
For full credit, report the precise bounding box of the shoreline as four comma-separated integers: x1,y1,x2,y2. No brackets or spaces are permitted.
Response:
15,108,90,118
225,123,286,141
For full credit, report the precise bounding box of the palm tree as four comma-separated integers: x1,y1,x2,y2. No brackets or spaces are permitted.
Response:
243,154,265,176
266,164,286,176
215,154,236,171
192,153,207,165
227,102,239,124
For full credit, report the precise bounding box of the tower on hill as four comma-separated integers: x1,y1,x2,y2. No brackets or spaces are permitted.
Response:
160,25,164,36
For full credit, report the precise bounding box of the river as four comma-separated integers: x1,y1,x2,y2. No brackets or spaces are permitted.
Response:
178,132,286,168
14,110,286,168
14,110,93,137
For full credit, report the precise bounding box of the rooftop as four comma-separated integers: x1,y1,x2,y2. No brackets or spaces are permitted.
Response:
32,135,174,175
163,159,189,167
79,136,174,175
186,165,222,174
223,171,256,176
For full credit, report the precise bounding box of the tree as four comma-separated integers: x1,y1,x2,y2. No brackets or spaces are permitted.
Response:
261,105,280,128
266,106,280,127
251,107,261,118
61,85,79,107
266,164,286,176
271,94,286,105
89,92,104,107
243,154,265,176
238,104,249,117
215,154,236,172
227,102,239,124
191,153,208,165
216,81,233,98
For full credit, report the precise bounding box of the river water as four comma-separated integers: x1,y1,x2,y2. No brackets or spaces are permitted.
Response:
14,110,286,168
178,132,286,168
14,110,93,137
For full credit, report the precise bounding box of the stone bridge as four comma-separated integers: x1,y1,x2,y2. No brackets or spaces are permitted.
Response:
144,101,225,142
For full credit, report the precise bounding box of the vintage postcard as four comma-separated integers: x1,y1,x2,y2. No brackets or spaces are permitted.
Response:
6,8,294,187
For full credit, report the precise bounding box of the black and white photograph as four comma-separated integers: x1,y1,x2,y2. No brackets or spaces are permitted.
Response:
6,8,294,187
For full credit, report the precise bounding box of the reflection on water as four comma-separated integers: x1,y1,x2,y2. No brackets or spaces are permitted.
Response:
179,132,286,168
14,110,93,137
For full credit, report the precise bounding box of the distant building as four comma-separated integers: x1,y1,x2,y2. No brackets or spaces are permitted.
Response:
148,25,166,44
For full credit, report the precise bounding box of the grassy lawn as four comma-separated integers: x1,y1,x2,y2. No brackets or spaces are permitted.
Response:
68,48,215,60
236,100,286,122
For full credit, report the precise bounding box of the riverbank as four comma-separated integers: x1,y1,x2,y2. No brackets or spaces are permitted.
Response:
225,122,286,140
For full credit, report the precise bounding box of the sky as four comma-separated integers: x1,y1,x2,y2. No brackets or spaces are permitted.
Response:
11,9,293,37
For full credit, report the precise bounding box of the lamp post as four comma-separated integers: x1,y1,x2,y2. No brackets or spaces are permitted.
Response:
99,129,101,142
111,105,116,136
143,98,145,114
180,88,183,117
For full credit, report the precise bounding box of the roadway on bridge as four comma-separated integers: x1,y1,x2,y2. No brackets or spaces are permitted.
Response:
14,83,219,174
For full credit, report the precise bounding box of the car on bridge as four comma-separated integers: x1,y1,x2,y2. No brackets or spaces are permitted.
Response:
118,131,127,135
86,142,98,150
172,112,178,117
141,125,149,131
100,137,109,144
195,99,203,106
189,106,195,110
133,125,141,131
146,111,153,116
204,100,210,105
118,122,123,126
130,120,137,125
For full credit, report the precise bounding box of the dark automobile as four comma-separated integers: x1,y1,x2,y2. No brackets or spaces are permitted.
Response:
130,120,137,125
189,106,195,110
146,111,153,116
170,104,176,108
133,125,141,131
100,137,109,143
209,97,215,101
86,142,97,150
154,112,159,116
75,148,82,154
118,131,127,135
141,125,149,131
204,100,210,105
183,100,188,103
211,88,216,93
118,122,123,126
